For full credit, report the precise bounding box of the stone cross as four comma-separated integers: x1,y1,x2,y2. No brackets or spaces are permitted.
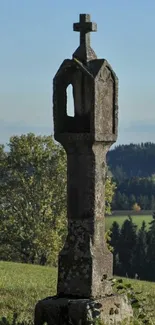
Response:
73,14,97,47
53,14,118,299
34,14,133,325
73,14,97,63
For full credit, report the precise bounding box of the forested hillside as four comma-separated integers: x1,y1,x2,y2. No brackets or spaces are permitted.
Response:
107,142,155,180
107,143,155,210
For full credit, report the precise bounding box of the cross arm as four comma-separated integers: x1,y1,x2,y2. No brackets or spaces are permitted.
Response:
73,22,97,32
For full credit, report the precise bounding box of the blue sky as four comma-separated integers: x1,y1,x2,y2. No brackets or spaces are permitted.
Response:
0,0,155,146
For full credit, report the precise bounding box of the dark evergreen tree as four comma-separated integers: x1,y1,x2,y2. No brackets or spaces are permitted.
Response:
112,165,127,184
129,194,136,209
146,212,155,281
118,216,137,277
150,195,155,210
133,221,148,279
110,221,120,274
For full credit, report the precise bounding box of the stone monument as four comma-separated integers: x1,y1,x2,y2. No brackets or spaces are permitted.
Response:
34,14,133,325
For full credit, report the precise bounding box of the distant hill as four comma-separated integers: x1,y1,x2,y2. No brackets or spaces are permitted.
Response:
107,143,155,210
107,142,155,181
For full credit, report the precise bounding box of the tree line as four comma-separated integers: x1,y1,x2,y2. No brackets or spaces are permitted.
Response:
109,214,155,281
112,176,155,210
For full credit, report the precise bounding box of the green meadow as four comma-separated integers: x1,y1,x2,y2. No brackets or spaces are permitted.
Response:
105,215,152,231
1,261,155,324
0,262,57,323
0,215,154,323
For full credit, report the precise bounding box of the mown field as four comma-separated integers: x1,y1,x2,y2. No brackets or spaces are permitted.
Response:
0,261,155,324
105,215,152,231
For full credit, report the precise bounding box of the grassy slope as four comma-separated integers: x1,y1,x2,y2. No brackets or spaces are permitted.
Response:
1,261,155,323
105,215,152,231
0,261,57,322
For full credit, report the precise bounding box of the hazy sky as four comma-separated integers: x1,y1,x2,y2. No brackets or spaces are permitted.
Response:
0,0,155,146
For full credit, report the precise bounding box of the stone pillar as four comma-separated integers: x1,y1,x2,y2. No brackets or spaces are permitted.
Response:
34,14,133,325
56,140,113,299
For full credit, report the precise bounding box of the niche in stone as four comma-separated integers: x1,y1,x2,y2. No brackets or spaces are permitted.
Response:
53,60,93,134
66,84,75,117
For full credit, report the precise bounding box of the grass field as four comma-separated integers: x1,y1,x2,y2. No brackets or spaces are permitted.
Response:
1,261,155,324
105,215,152,231
0,261,57,323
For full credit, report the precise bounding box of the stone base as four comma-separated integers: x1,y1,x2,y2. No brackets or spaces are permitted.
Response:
34,295,133,325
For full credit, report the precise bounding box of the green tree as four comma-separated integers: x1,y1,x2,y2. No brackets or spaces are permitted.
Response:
132,202,141,212
146,212,155,281
112,165,126,184
150,195,155,210
110,221,121,274
105,177,116,215
0,134,115,265
0,134,67,266
133,221,148,279
129,194,136,209
118,216,137,277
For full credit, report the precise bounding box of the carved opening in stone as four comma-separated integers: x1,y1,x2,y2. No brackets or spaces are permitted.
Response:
54,65,93,134
66,84,75,117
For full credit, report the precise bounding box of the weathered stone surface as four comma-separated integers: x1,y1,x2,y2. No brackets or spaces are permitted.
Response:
57,144,113,298
53,58,118,141
34,13,133,324
35,295,133,325
73,14,97,64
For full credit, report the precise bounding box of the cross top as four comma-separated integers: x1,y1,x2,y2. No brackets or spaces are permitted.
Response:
73,14,97,48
